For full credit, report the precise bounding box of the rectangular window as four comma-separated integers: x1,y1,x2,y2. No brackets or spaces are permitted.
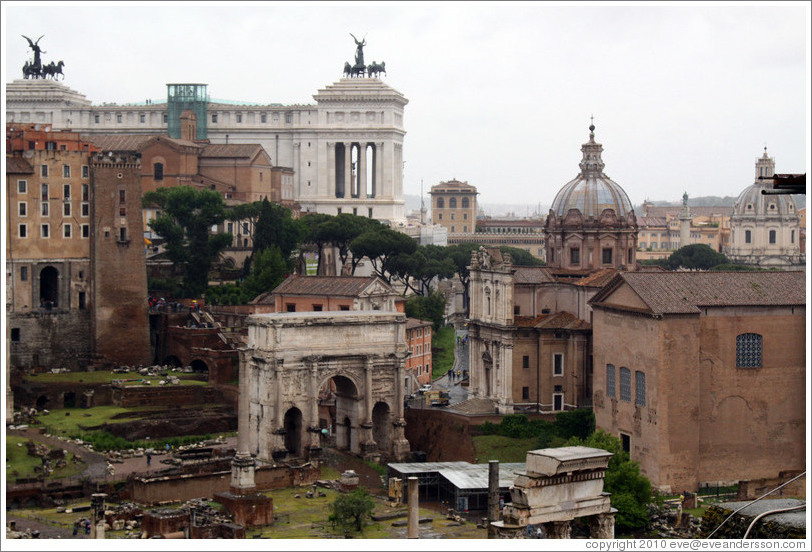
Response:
553,394,563,411
620,433,631,453
553,353,563,376
140,114,146,123
261,113,267,123
63,184,71,199
736,333,763,368
368,208,373,218
81,224,90,238
285,112,292,123
19,224,27,238
41,223,50,238
119,190,126,204
522,387,530,400
21,266,28,281
119,227,127,241
313,304,323,311
620,367,631,402
94,114,100,123
63,202,71,217
41,202,49,217
18,202,27,217
522,355,529,369
11,328,20,342
227,222,233,233
286,303,296,312
41,165,48,178
41,183,49,201
163,114,168,123
635,371,646,406
242,222,249,234
769,230,776,244
81,203,89,217
17,180,27,194
116,113,122,123
63,165,71,178
119,207,126,216
606,364,615,398
212,114,218,123
236,114,242,123
79,292,86,310
81,166,88,179
791,230,795,244
340,305,350,311
570,248,580,264
63,224,72,238
745,230,752,244
602,248,613,264
82,184,89,201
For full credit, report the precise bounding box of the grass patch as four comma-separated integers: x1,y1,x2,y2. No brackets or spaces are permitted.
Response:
431,326,456,379
6,436,85,482
472,435,539,463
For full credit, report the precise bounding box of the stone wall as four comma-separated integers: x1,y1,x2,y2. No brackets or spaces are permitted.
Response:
129,465,319,505
8,310,92,371
112,385,228,408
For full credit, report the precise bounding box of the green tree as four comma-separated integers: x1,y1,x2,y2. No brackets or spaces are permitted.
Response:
404,288,448,331
554,409,595,441
498,246,544,267
390,244,456,295
250,199,301,262
666,244,728,271
349,227,417,284
322,213,383,272
328,488,376,534
445,242,481,314
297,213,334,275
143,186,232,297
566,430,653,532
241,246,289,301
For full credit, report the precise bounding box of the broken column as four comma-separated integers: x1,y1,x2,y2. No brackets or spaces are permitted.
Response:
487,460,500,524
490,446,616,539
90,493,106,539
407,476,419,539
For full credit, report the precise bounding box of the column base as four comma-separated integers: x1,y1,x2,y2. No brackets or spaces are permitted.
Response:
215,491,274,528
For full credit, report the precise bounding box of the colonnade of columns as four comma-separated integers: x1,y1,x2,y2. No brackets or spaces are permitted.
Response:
329,141,383,199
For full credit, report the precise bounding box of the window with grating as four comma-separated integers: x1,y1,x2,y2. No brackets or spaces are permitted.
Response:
620,367,631,402
606,364,615,398
736,333,762,368
635,371,646,406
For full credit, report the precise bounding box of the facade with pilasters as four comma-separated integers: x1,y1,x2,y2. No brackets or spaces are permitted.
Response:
6,76,408,224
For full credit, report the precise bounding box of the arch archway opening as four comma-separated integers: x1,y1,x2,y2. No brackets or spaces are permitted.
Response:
163,356,182,368
319,374,360,454
372,401,391,455
284,407,304,458
190,359,209,374
63,392,76,409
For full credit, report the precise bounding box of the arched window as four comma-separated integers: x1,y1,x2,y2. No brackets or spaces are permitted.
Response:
606,364,615,398
436,197,444,209
635,371,646,406
736,333,762,368
449,197,457,209
153,162,164,181
462,197,469,208
619,367,631,402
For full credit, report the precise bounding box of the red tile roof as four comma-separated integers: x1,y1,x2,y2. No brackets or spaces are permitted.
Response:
593,271,806,315
82,134,157,151
514,311,591,331
513,267,555,285
269,275,392,297
200,144,264,159
406,318,432,329
574,268,618,288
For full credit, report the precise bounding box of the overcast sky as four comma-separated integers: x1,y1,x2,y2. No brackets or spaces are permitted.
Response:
3,1,810,213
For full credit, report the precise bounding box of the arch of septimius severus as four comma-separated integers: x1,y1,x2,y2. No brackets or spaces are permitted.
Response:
234,311,411,468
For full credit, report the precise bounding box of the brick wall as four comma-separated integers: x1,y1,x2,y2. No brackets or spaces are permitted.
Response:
8,310,92,371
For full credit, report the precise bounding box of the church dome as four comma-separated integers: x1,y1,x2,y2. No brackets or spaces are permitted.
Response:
732,148,799,217
551,124,633,219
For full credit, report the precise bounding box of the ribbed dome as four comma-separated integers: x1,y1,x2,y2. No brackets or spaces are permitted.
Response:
551,125,633,218
732,149,799,217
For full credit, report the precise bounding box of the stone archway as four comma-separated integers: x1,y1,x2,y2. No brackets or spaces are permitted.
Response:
190,359,209,374
283,407,303,457
372,401,391,455
237,312,412,465
163,355,182,368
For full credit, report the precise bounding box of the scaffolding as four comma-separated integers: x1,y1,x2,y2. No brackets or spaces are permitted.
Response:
167,84,208,140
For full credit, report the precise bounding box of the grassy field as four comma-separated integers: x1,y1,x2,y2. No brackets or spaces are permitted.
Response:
36,405,159,436
471,435,539,463
25,370,208,386
6,435,85,482
431,326,456,379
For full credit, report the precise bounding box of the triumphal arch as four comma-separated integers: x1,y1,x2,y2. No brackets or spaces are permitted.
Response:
237,311,411,465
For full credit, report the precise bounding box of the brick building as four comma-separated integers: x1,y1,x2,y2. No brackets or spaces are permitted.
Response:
589,271,806,493
5,123,151,370
429,179,478,235
405,318,433,391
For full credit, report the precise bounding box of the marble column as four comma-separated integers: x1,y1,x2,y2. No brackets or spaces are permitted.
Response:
589,513,615,539
308,356,321,451
327,142,335,198
544,521,572,539
374,142,383,198
343,142,352,198
407,477,419,538
231,352,256,492
359,143,367,198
